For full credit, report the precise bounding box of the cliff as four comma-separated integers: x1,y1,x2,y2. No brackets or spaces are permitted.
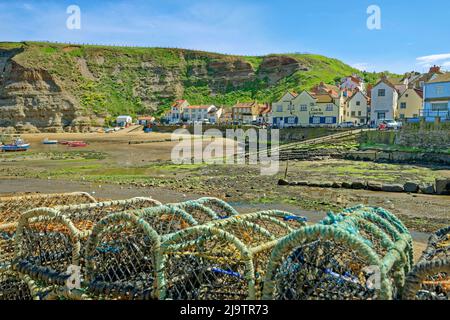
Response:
0,41,366,131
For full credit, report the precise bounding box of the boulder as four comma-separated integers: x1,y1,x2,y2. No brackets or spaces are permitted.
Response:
351,181,366,190
342,182,352,189
435,178,450,195
307,181,321,187
278,179,290,186
367,181,383,191
404,182,420,193
319,182,333,188
381,184,404,193
420,184,435,195
332,182,342,188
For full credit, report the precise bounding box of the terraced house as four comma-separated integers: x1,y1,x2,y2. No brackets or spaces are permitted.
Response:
270,92,299,127
397,85,423,121
270,86,344,127
344,88,370,124
370,77,399,123
183,105,217,123
422,73,450,122
167,99,189,124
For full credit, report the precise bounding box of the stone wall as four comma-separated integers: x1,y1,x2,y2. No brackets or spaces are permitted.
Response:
395,123,450,149
360,123,450,149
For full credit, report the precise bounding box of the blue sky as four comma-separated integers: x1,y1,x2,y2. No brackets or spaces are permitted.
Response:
1,0,449,73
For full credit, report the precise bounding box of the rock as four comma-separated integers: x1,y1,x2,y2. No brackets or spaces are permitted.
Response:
435,178,450,195
367,181,383,191
278,179,290,186
307,181,320,187
342,182,352,189
351,181,366,190
381,184,404,193
331,182,342,188
404,182,419,193
319,182,333,188
420,184,435,195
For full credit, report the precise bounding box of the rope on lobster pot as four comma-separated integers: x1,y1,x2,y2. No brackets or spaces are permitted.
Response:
193,197,239,218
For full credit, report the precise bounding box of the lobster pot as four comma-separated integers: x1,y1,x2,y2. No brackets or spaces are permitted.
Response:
192,197,239,219
0,192,96,226
159,226,254,300
52,197,162,235
0,227,15,269
14,212,78,289
403,226,449,300
263,207,413,300
84,205,200,300
159,212,307,300
12,198,162,294
85,213,161,300
0,192,96,267
0,268,38,300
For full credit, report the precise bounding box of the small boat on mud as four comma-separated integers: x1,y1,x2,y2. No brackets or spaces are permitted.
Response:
67,141,88,147
1,138,30,152
43,138,58,145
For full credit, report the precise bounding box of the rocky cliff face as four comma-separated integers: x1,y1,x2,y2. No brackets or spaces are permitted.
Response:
0,42,358,132
0,48,84,132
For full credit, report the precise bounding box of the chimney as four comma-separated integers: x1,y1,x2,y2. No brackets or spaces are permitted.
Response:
429,65,441,74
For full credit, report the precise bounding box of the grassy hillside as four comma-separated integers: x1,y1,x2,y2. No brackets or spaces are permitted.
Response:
0,41,393,118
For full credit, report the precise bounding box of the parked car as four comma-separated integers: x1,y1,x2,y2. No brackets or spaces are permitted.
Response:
377,119,401,130
338,121,355,128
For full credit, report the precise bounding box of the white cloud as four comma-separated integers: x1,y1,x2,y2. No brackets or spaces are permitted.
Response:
351,62,372,71
416,53,450,65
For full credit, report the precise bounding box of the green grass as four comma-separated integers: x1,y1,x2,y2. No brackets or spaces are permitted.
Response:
5,41,398,118
360,143,450,154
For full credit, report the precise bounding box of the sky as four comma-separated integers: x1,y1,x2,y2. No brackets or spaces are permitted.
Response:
1,0,449,74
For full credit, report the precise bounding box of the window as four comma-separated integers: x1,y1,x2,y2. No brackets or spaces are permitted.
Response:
312,117,321,124
287,117,296,124
436,86,444,95
378,89,386,97
400,102,407,109
356,101,361,106
276,105,283,112
405,94,409,98
400,114,405,119
351,111,356,117
431,103,448,111
358,111,362,116
325,117,334,124
377,112,386,120
326,104,333,111
300,104,308,111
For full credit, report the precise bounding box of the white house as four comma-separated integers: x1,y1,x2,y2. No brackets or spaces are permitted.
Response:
168,100,189,124
370,77,399,123
345,89,370,124
340,75,365,92
183,105,217,123
116,115,132,127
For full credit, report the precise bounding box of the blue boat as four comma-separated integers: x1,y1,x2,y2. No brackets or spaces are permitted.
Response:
1,138,30,152
43,138,58,145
